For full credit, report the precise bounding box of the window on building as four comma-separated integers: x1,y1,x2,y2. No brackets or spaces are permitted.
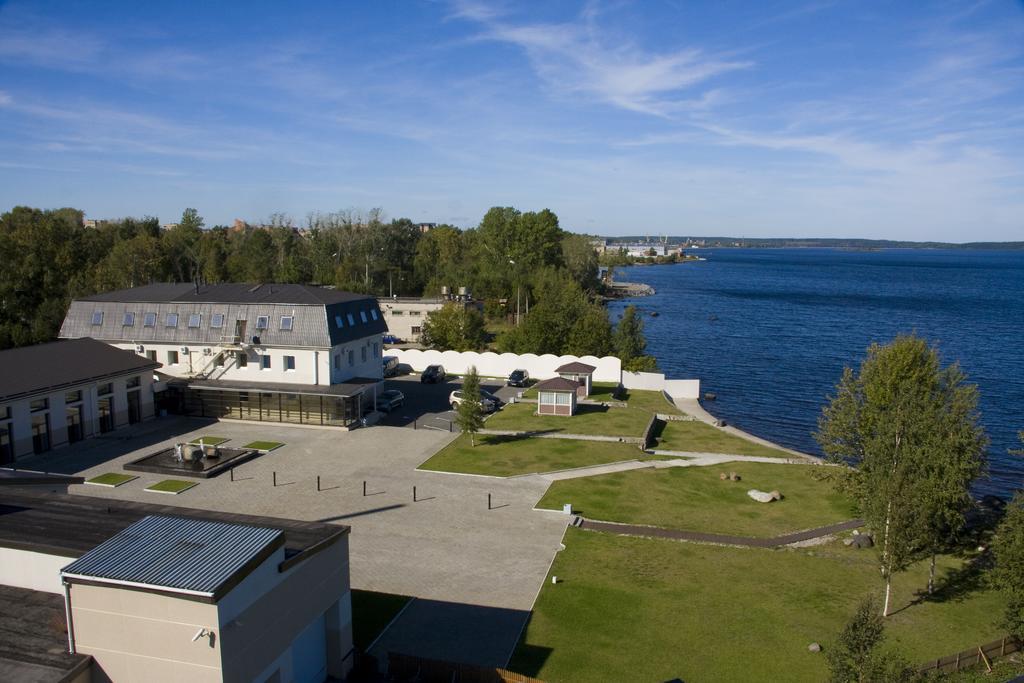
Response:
335,315,345,328
361,347,367,363
333,353,340,369
122,311,135,326
373,342,379,358
167,350,179,365
280,316,294,331
261,355,271,370
237,352,248,368
143,312,157,327
211,313,225,328
347,313,356,326
408,310,421,316
146,350,157,362
65,390,82,403
188,313,202,328
284,355,295,371
411,326,422,336
90,310,104,325
371,309,379,321
0,406,9,420
555,392,572,405
256,315,269,330
392,310,404,316
166,313,178,327
348,350,354,366
98,383,113,396
126,376,140,388
360,311,368,323
30,398,49,412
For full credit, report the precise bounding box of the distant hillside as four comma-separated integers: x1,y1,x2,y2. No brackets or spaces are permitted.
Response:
604,237,1024,250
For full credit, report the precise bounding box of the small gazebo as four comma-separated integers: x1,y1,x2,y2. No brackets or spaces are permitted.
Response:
534,377,580,416
555,361,596,398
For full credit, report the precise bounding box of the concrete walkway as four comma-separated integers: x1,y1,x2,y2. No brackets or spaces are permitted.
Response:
647,450,822,465
578,517,865,548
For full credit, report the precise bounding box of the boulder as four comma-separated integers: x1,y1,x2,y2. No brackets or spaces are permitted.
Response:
729,472,741,481
852,534,874,549
808,643,821,653
719,472,728,480
842,538,855,547
769,490,783,501
747,489,776,503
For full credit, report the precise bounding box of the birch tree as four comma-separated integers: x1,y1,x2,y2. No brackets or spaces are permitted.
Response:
815,335,985,616
456,366,486,447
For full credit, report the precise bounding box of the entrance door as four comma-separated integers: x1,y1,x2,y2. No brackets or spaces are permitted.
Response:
98,397,114,433
66,406,83,443
127,391,141,424
235,319,247,342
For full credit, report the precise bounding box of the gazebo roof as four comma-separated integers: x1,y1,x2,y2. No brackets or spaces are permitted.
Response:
534,377,580,392
555,361,596,374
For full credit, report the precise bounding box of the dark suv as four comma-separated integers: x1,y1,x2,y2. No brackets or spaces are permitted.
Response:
507,369,530,387
420,364,446,384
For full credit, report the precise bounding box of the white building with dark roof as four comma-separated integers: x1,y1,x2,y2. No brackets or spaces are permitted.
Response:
60,283,389,429
0,338,160,467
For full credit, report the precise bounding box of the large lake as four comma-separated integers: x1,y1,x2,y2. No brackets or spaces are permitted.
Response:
609,248,1024,498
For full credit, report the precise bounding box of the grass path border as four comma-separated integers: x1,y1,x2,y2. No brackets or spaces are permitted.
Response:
86,472,138,488
145,479,198,495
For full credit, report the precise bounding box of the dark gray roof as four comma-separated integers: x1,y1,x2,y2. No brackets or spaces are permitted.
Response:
183,376,380,397
0,470,84,487
556,361,597,374
0,338,160,402
534,377,580,392
80,282,369,306
0,585,92,679
61,515,283,599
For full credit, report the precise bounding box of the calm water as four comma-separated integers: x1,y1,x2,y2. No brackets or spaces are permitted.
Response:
609,249,1024,498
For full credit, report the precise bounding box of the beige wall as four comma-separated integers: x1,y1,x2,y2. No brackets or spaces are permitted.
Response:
70,582,222,683
0,547,75,593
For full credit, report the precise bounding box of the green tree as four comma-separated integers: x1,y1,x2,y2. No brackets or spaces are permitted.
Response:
815,335,984,616
421,304,487,351
456,366,486,446
613,305,659,371
827,597,918,683
991,492,1024,640
162,208,205,282
565,305,614,357
561,233,600,291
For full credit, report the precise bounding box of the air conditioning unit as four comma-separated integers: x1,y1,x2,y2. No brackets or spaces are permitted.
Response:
136,345,145,353
180,347,190,355
251,335,261,346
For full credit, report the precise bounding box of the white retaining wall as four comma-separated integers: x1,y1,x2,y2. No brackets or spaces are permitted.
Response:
621,371,701,400
391,350,622,383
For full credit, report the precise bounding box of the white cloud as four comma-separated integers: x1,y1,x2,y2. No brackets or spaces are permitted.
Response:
451,1,750,116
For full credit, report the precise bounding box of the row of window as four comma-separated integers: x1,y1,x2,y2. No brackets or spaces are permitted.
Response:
387,310,423,317
333,308,379,329
92,311,296,331
162,350,298,372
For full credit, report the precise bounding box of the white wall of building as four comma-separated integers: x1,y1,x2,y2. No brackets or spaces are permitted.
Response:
391,349,622,383
0,547,75,593
118,340,383,386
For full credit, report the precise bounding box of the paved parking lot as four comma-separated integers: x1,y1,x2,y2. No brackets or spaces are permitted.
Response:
22,414,568,668
377,373,521,430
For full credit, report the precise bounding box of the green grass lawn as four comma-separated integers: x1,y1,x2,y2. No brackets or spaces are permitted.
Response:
655,419,794,458
85,472,138,487
351,589,412,651
191,435,229,445
485,402,651,438
536,462,856,537
510,529,1005,683
243,440,285,451
418,433,648,477
145,479,197,494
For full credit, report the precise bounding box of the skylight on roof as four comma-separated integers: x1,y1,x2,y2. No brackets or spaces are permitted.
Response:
347,313,356,326
91,310,104,326
143,312,156,327
122,312,135,326
188,313,201,328
211,313,225,329
280,315,294,331
256,315,269,330
371,309,379,321
360,311,368,323
335,315,344,328
166,313,178,328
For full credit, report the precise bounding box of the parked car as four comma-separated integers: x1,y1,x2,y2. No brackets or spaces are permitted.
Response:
375,389,405,412
382,356,400,377
507,369,530,387
420,365,446,383
382,334,402,344
449,390,501,413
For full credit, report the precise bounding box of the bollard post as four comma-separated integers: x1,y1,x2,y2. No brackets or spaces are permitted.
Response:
413,485,417,502
317,475,321,492
488,493,492,510
363,480,366,496
273,471,277,487
230,467,234,482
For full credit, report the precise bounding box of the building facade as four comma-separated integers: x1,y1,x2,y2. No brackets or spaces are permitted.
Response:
377,295,483,343
60,283,388,428
0,338,159,467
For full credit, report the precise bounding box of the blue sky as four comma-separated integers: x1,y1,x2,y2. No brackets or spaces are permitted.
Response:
1,1,1022,241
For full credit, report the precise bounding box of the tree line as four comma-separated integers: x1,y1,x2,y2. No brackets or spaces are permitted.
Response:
0,204,620,354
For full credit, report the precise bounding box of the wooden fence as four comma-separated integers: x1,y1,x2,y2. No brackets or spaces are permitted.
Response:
919,635,1021,675
387,652,543,683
